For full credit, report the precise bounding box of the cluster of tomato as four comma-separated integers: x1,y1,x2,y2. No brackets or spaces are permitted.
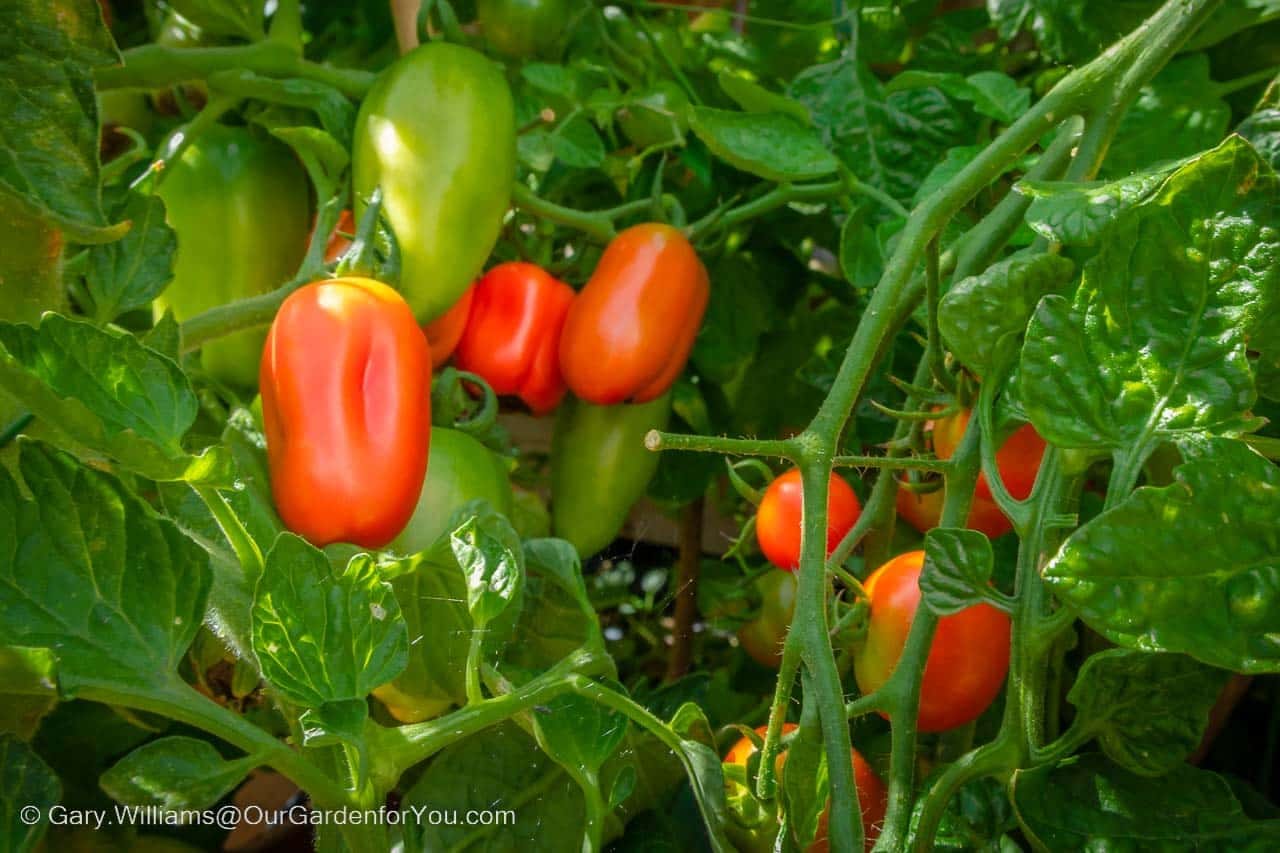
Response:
726,411,1044,847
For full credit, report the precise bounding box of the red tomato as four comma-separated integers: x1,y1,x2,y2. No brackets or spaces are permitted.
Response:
756,469,861,571
559,223,709,404
931,409,1046,501
424,286,474,367
853,551,1010,732
895,482,1012,539
260,277,432,548
453,262,575,414
725,724,887,852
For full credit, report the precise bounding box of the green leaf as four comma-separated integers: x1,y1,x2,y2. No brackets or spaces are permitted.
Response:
521,63,580,100
0,647,57,739
167,0,265,40
1103,56,1231,179
666,703,734,852
688,107,839,182
1066,650,1228,776
0,442,210,695
988,0,1158,64
0,0,125,242
402,722,585,852
886,70,1029,124
264,125,350,203
0,314,230,483
1019,137,1278,451
716,72,811,124
252,536,408,708
920,528,1001,615
213,71,355,147
0,734,59,853
298,699,368,749
939,251,1076,375
1044,438,1280,673
451,514,524,626
534,687,628,777
780,713,827,851
85,192,177,323
143,311,182,364
791,57,970,204
100,736,255,812
551,115,606,169
1011,754,1280,848
1239,108,1280,173
1016,160,1183,246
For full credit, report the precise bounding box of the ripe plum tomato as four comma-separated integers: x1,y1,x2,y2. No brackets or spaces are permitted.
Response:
853,551,1011,732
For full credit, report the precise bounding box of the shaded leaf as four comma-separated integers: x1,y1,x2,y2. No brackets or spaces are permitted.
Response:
689,108,839,182
0,735,59,853
100,736,255,811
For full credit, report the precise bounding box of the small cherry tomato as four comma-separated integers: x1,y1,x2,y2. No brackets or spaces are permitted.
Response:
853,551,1011,732
756,469,861,571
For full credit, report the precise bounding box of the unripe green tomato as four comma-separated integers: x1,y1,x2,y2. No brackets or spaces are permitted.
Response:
154,125,310,391
478,0,572,59
353,43,515,324
551,393,671,557
617,81,690,149
391,427,514,554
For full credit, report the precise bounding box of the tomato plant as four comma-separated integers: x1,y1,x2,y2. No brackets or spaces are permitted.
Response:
3,1,1280,851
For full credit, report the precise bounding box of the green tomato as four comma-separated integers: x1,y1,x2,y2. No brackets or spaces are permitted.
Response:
153,124,310,391
478,0,573,59
617,81,690,149
353,43,515,324
392,427,514,554
737,569,797,669
551,393,671,557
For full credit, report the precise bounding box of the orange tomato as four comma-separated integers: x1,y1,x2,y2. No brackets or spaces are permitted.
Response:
260,277,431,548
424,286,474,366
931,409,1046,501
559,223,709,404
454,262,575,414
895,481,1012,539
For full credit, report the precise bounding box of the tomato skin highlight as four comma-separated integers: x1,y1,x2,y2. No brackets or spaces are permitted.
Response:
155,124,310,391
725,724,887,852
352,43,515,324
853,551,1011,733
260,278,432,549
559,223,709,404
453,262,575,414
391,427,512,555
551,393,672,556
737,570,797,668
756,469,862,571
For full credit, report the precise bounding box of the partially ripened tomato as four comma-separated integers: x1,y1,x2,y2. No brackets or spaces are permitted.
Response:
853,550,1010,732
725,724,887,852
931,409,1046,501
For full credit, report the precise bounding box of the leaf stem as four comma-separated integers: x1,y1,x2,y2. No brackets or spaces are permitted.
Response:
95,42,376,99
645,430,798,459
0,412,33,449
